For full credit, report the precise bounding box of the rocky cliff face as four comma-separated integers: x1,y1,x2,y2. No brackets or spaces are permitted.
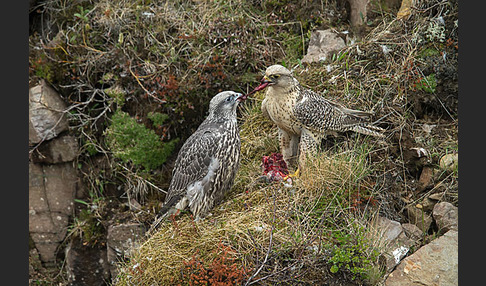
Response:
28,80,147,285
29,81,78,265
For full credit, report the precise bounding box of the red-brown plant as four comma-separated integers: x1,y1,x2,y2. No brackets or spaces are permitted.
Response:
182,242,251,286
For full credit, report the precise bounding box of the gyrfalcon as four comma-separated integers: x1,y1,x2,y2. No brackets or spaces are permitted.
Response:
254,64,384,169
152,91,245,229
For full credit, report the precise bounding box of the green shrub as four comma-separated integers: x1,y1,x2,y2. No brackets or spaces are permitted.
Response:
105,110,178,170
328,228,381,281
147,111,169,127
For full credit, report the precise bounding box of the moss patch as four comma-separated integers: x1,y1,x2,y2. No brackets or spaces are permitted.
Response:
105,110,178,170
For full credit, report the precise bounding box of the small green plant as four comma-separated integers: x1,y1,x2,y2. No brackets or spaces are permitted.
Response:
68,175,109,246
74,5,89,22
105,110,178,170
328,228,381,281
68,208,105,246
34,62,54,82
83,142,99,156
414,73,437,93
419,47,440,58
30,54,55,82
104,85,126,107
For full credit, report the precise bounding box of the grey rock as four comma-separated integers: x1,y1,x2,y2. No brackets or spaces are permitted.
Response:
385,230,458,286
439,153,458,172
31,231,68,245
29,162,77,263
42,163,77,213
401,223,423,242
370,216,416,272
29,212,67,233
32,242,59,264
374,216,402,242
406,205,433,233
29,80,69,146
30,231,68,263
433,202,458,234
31,134,79,164
65,239,110,286
301,30,346,64
29,162,49,212
106,223,146,278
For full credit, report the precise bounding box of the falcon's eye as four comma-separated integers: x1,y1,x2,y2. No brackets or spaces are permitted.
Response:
273,74,280,79
225,96,233,102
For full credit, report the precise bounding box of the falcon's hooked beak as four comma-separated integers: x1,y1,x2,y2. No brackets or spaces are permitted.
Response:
259,75,275,87
259,73,279,89
243,75,274,99
261,75,274,84
236,92,247,102
251,75,273,93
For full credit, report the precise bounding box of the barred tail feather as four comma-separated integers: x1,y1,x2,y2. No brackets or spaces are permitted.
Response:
148,212,169,235
148,195,185,234
341,107,374,120
351,124,385,138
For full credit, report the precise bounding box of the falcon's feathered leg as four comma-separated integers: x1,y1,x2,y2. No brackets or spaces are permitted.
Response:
279,128,294,167
278,128,300,169
298,129,321,173
290,134,300,164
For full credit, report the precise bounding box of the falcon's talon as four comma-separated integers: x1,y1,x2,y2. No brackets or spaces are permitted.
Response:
283,168,299,180
289,168,300,178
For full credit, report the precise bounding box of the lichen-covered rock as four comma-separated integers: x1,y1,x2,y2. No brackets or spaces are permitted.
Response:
29,80,69,145
385,230,458,286
106,223,146,279
369,216,418,272
301,29,346,63
439,153,458,172
65,239,110,285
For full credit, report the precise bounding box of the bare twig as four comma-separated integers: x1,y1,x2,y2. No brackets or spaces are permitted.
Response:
128,61,166,104
244,187,276,286
118,164,167,195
